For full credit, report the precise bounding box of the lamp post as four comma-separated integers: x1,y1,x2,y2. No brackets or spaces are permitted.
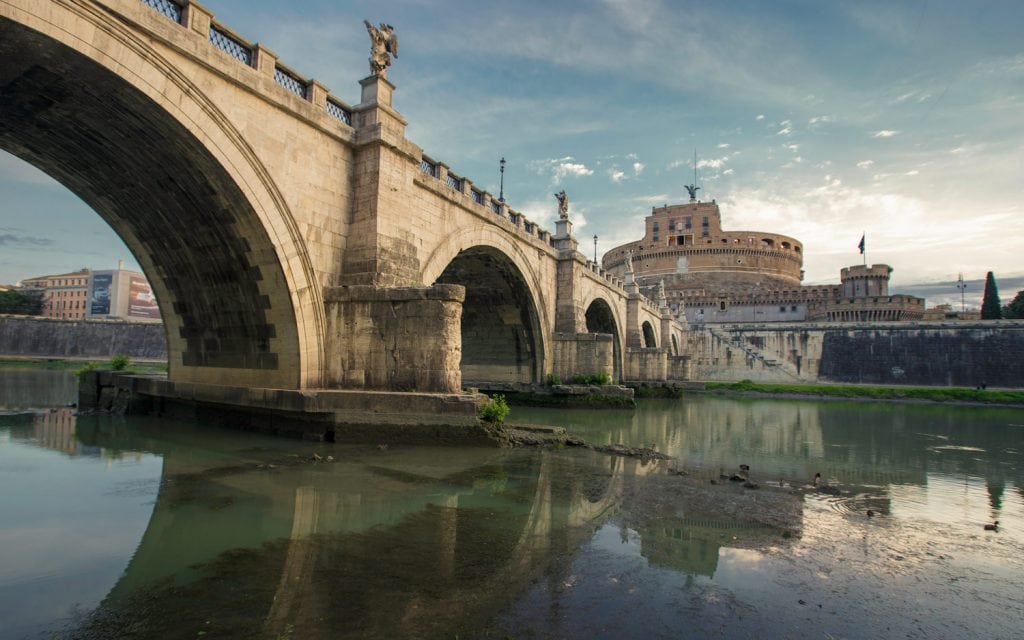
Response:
499,157,506,202
956,273,967,312
593,235,598,264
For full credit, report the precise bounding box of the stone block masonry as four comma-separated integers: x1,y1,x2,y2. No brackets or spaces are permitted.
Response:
0,316,167,360
683,321,1024,387
323,285,464,393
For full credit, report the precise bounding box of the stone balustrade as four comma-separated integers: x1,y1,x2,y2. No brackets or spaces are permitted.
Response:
141,0,355,126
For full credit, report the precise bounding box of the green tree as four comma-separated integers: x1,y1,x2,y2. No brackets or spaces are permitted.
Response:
1002,290,1024,319
980,271,1002,319
0,289,43,315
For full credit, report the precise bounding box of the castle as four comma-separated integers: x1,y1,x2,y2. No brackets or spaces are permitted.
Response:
602,197,924,324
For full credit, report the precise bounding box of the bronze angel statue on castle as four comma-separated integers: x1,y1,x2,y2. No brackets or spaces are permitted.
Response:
364,20,398,77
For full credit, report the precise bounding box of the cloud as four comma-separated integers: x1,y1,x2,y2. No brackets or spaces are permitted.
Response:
905,170,920,176
756,114,765,121
776,126,793,136
872,130,900,138
697,157,729,169
0,231,53,248
785,143,800,152
857,160,875,169
717,143,731,148
723,168,734,175
530,156,594,183
808,115,833,125
609,168,626,183
632,162,645,176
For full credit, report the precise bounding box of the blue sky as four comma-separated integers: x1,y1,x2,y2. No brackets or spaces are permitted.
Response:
2,0,1022,308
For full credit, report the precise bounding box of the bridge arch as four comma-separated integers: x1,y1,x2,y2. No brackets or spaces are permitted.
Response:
583,297,623,382
430,239,546,384
0,1,324,388
641,321,658,348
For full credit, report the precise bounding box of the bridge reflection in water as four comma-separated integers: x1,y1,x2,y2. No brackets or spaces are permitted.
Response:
8,381,1024,638
52,416,636,638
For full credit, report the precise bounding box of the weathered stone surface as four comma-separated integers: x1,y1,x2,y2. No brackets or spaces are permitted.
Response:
0,316,166,359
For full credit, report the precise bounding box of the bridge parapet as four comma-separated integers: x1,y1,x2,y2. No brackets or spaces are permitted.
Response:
140,0,355,125
419,154,556,249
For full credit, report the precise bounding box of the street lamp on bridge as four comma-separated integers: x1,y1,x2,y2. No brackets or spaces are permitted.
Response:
499,157,506,202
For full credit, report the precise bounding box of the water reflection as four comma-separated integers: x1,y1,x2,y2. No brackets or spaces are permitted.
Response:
1,371,1023,639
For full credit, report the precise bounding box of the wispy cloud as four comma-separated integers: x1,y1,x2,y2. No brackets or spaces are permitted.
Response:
872,130,900,138
0,230,53,248
857,160,875,169
530,156,594,184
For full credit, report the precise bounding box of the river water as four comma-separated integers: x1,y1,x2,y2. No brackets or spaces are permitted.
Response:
1,370,1022,639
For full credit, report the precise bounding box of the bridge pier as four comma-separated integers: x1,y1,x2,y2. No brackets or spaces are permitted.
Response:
323,284,464,393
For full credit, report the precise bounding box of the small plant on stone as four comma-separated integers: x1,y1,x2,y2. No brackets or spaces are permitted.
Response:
479,394,510,424
546,373,562,386
75,361,99,382
109,354,130,371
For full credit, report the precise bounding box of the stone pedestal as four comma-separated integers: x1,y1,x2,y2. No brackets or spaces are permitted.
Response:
324,284,465,392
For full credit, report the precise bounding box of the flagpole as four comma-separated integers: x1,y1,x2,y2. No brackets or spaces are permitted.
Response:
862,231,866,266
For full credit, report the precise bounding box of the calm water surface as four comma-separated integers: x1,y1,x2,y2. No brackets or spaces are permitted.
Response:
1,370,1023,639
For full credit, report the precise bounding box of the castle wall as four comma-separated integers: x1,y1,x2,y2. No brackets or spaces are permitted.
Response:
680,322,1024,387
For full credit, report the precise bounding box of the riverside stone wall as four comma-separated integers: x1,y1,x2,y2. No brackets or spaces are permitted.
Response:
0,315,166,360
683,321,1024,387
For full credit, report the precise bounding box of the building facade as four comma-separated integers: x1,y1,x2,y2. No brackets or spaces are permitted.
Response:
603,198,924,324
20,269,91,320
19,266,160,322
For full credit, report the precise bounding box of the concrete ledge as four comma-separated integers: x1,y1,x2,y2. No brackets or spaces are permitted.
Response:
81,372,491,442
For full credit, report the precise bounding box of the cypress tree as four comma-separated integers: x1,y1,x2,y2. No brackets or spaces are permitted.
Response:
980,271,1002,319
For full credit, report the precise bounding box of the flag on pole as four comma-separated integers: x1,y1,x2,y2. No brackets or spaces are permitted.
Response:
858,234,865,254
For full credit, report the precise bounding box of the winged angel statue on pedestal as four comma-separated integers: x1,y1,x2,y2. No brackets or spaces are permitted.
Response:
364,21,398,77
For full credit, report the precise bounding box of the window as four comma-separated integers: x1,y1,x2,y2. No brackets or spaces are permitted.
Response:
719,301,726,310
702,216,709,226
780,306,786,312
685,217,692,229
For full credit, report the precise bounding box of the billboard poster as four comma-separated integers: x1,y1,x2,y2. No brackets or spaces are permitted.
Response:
90,274,112,315
128,276,160,319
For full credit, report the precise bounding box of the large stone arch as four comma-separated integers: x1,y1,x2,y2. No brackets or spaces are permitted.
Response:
641,321,658,348
431,242,545,384
0,1,323,388
583,296,623,382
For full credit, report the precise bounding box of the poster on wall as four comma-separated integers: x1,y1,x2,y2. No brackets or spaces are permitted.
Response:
90,274,112,315
128,276,160,319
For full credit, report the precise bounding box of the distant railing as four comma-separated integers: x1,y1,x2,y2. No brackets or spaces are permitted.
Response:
420,158,438,177
446,174,462,191
137,0,354,129
142,0,182,22
470,188,483,204
274,66,306,99
209,25,252,65
326,98,352,125
490,199,501,214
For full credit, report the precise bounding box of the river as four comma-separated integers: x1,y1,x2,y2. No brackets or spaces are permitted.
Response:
1,369,1022,639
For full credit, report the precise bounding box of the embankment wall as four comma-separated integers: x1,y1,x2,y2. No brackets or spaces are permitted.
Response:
683,321,1024,387
0,316,167,360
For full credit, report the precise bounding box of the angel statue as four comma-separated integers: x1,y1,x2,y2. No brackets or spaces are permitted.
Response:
554,190,570,219
685,184,700,201
364,20,398,77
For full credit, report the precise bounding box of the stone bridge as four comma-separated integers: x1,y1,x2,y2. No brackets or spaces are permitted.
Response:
1,0,687,399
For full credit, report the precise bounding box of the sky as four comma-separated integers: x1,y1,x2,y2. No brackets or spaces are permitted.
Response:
2,0,1022,308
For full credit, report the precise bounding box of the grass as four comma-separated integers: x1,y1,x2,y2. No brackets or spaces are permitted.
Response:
0,357,167,374
702,380,1024,405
